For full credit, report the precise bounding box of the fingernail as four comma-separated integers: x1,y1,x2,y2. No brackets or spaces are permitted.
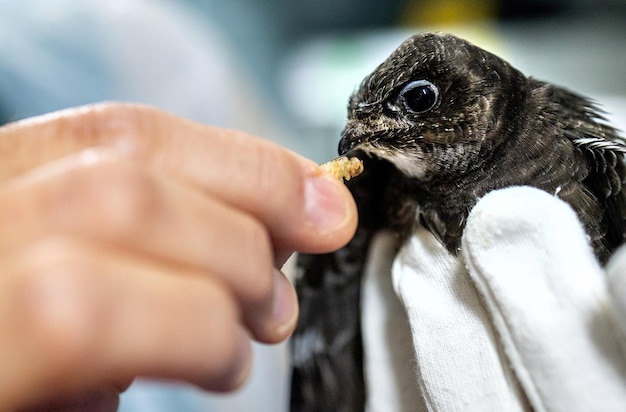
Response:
199,328,252,392
230,329,253,389
305,173,350,233
271,269,298,339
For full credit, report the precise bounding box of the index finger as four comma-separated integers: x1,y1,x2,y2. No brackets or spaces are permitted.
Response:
0,103,358,253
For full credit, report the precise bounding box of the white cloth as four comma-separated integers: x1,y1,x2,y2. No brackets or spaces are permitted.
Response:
363,186,626,411
362,232,426,412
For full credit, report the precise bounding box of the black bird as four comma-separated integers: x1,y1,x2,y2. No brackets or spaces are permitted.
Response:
290,32,626,412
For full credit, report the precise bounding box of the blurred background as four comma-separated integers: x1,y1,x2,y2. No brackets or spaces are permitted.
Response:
0,0,624,411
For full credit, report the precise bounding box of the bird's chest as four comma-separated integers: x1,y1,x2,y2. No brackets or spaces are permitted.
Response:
381,179,472,253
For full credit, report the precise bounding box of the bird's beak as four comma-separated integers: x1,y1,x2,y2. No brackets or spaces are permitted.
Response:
338,132,356,155
338,126,365,155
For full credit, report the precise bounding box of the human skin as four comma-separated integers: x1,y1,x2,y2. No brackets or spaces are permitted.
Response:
0,103,357,411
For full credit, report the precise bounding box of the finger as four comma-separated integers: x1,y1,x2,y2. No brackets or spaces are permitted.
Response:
0,104,357,253
18,387,120,412
274,249,294,268
0,151,296,343
463,186,626,412
0,237,253,409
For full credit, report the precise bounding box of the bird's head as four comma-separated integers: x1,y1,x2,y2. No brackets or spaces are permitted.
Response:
340,32,528,182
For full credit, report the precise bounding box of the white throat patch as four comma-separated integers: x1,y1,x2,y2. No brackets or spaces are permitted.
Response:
363,145,427,179
388,152,428,178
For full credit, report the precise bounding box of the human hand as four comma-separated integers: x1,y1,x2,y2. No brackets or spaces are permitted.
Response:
388,186,626,411
0,103,357,410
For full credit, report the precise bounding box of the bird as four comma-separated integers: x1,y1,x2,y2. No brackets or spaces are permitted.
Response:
289,32,626,412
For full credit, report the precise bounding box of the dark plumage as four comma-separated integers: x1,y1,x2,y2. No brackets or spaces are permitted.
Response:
290,32,626,412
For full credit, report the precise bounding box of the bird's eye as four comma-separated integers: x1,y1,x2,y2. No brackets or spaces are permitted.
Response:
397,80,439,114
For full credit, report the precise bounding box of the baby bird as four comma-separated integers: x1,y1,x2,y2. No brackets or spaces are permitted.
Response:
290,32,626,412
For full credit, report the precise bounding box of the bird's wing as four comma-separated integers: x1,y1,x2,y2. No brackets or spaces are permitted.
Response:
290,156,393,412
572,133,626,252
544,85,626,259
